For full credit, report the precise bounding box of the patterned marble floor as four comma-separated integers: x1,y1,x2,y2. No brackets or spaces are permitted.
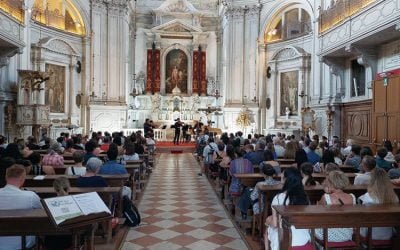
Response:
121,153,249,250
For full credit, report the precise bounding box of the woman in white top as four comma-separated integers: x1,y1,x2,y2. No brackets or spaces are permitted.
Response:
65,150,86,176
358,168,399,240
264,168,311,250
122,143,139,162
316,171,355,242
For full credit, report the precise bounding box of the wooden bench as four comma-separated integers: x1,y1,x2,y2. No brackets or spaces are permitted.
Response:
233,173,356,188
274,204,400,250
0,209,111,250
23,174,129,188
258,184,400,244
25,187,122,242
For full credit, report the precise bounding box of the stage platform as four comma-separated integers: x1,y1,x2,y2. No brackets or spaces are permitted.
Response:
155,141,196,154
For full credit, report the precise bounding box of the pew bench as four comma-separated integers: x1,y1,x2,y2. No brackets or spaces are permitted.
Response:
0,209,111,250
274,204,400,250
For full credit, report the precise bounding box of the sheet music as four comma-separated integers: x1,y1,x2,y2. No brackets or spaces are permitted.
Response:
43,196,84,225
73,192,111,215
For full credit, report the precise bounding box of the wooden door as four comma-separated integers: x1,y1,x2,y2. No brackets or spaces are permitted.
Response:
386,76,400,143
372,79,387,145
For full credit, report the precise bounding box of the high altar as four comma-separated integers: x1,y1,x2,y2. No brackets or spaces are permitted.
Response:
127,0,222,132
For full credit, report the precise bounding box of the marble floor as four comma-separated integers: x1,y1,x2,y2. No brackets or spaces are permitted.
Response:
121,153,249,250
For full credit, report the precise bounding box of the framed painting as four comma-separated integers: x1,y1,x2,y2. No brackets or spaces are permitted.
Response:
45,64,65,113
165,49,188,94
280,70,299,116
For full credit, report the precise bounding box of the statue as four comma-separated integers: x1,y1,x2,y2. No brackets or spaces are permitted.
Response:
151,93,162,113
285,107,290,119
191,93,200,112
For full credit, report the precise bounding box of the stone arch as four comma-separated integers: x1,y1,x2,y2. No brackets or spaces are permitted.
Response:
259,1,314,44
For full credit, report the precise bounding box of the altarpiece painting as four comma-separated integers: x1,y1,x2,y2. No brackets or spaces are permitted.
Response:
45,64,65,113
166,49,188,94
280,71,299,116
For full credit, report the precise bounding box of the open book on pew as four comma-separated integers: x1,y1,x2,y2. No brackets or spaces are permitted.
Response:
42,192,111,228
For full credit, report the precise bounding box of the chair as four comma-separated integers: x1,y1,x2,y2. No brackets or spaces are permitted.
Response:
291,243,314,250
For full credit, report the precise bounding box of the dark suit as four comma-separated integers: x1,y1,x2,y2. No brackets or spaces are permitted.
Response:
173,121,183,145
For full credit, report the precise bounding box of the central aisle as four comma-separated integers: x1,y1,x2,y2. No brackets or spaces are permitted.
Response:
121,153,249,250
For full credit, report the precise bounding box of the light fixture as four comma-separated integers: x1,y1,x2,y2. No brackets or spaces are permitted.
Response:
298,91,308,98
130,73,139,97
268,28,277,36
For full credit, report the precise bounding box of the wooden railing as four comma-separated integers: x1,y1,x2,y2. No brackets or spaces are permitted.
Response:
319,0,376,33
0,0,24,23
123,129,167,142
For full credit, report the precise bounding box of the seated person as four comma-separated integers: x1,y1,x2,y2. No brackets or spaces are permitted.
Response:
65,150,86,176
354,155,375,185
358,168,398,241
83,140,99,165
316,171,355,243
122,143,139,162
375,147,393,172
388,154,400,179
244,141,265,165
42,142,64,168
344,144,362,171
300,162,319,186
250,164,280,215
0,165,42,249
306,141,320,165
76,158,107,187
262,150,281,175
100,136,111,152
99,144,131,197
44,177,73,250
229,148,253,196
28,152,55,175
264,168,311,250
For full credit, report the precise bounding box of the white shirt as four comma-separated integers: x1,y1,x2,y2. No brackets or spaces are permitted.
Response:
0,185,42,250
341,146,352,157
268,193,310,250
66,166,87,176
358,193,395,240
274,145,286,158
354,172,371,185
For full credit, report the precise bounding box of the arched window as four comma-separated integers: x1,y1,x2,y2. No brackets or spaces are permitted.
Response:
265,7,311,42
32,0,85,36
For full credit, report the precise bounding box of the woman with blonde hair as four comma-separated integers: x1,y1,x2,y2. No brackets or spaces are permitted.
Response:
284,141,297,159
316,171,355,244
53,176,70,196
359,168,399,240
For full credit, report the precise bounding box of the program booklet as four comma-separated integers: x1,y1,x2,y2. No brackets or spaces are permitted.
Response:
42,192,111,228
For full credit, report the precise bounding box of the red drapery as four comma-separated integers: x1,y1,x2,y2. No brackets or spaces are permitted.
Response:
192,50,207,95
146,49,161,93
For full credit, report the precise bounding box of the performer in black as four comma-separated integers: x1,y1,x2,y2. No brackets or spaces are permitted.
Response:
173,118,183,145
182,123,189,143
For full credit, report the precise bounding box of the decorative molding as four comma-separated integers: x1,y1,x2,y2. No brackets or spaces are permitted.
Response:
154,0,198,14
151,19,203,33
271,46,309,62
33,37,80,58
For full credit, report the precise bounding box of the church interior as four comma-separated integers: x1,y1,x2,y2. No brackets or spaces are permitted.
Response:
1,0,400,249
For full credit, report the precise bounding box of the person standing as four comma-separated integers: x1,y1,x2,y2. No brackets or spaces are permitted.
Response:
173,118,183,145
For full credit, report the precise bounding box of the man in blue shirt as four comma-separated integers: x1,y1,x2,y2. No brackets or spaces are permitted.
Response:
99,143,127,175
344,144,362,171
306,141,320,165
244,141,266,165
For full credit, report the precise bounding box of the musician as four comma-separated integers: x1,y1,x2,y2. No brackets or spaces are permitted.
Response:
173,118,183,145
182,124,190,143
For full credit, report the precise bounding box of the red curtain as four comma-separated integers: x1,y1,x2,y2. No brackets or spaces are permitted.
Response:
146,49,161,93
192,51,207,95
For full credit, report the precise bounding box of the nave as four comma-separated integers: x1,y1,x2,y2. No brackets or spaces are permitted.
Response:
121,153,249,250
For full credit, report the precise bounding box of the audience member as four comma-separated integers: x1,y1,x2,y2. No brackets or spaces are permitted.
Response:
358,168,399,240
306,141,320,165
344,144,362,171
375,147,392,171
65,151,86,176
244,141,265,165
29,152,55,175
354,155,375,185
42,142,64,168
229,148,253,196
0,165,42,249
83,140,98,165
76,158,107,187
294,148,308,170
264,168,310,250
301,162,318,186
388,154,400,179
316,171,355,243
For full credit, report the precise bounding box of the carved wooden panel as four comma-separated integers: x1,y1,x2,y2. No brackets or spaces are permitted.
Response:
342,100,372,146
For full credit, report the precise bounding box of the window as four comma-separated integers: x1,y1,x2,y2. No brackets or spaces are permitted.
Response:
351,59,366,97
266,7,311,42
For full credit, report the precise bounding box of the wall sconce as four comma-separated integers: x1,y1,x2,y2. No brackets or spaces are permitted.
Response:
298,90,308,98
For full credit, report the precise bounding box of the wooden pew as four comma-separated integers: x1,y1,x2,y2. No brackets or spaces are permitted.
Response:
23,174,129,187
276,159,296,165
0,209,111,250
258,184,400,244
125,160,142,200
26,186,122,242
274,204,400,250
233,173,356,188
